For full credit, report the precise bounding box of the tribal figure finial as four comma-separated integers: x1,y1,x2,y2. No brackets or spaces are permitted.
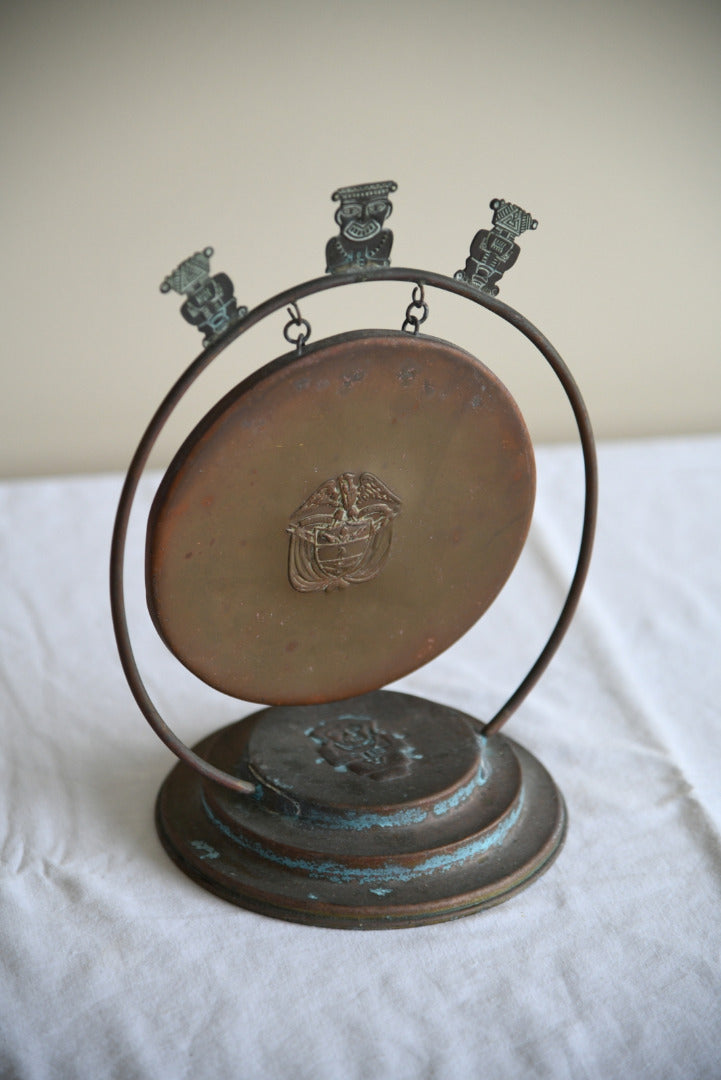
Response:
160,247,247,346
325,181,398,274
455,199,538,296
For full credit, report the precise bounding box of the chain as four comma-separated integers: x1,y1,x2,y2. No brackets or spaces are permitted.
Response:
401,283,429,335
283,302,312,355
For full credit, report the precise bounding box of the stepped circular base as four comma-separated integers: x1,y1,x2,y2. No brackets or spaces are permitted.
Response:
156,691,566,928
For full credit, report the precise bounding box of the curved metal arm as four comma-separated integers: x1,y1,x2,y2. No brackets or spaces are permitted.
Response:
110,268,597,791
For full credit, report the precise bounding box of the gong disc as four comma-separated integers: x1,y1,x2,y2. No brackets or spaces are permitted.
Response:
146,330,534,704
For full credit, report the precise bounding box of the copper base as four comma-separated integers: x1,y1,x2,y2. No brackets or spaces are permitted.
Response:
155,691,566,929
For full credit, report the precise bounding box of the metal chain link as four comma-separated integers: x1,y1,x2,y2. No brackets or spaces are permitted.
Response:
401,283,429,335
283,302,312,354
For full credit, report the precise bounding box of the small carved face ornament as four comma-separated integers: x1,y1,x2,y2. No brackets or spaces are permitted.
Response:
336,197,391,242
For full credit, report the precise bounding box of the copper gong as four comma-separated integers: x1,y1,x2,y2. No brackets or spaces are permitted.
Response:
146,330,535,704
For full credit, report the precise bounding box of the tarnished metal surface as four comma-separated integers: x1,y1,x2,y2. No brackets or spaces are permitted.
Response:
155,691,567,928
146,330,535,705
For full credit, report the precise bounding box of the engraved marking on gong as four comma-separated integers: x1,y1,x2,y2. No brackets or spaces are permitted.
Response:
308,716,413,781
287,472,401,593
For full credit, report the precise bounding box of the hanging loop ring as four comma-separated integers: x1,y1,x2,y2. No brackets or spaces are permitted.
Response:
283,302,312,354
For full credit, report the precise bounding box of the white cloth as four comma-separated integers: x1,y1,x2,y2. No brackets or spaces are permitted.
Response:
1,436,719,1079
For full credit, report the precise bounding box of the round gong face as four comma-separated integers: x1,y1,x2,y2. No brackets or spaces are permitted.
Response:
146,330,535,704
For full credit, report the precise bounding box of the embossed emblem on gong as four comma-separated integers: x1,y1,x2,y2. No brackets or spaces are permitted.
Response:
287,472,401,593
308,716,413,781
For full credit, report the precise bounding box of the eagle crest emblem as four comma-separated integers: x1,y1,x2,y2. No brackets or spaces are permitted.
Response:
287,472,401,593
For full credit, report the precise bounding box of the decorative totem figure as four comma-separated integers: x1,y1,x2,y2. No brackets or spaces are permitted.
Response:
160,247,247,346
325,181,398,273
455,199,538,296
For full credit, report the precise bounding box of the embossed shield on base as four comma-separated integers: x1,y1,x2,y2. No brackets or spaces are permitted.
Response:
146,330,535,704
155,690,567,928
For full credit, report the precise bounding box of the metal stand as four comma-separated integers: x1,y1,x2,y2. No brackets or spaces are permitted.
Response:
156,691,566,928
111,242,596,927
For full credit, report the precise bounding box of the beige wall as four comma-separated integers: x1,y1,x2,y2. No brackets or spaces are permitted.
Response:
2,0,720,478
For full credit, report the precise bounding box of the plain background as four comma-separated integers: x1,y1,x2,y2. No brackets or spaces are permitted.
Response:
1,0,720,479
